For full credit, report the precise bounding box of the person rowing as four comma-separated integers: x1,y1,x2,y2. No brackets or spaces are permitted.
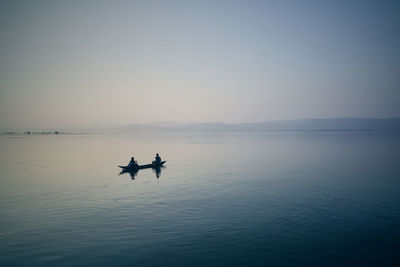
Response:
155,153,162,163
128,157,138,168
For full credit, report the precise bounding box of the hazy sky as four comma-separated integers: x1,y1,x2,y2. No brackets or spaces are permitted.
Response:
1,0,399,129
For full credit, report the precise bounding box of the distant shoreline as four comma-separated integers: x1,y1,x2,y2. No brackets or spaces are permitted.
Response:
2,117,400,135
5,129,400,136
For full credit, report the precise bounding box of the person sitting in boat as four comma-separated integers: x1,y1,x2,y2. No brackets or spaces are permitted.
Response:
155,153,161,163
128,157,138,167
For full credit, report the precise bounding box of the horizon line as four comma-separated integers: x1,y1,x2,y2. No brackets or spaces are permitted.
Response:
2,116,400,132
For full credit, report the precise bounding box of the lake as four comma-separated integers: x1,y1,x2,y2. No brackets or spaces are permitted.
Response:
1,131,399,266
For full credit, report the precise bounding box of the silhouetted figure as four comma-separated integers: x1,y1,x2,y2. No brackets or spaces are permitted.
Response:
128,157,138,168
119,155,165,180
155,153,161,163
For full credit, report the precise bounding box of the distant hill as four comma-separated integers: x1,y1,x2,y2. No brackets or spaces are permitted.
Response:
114,118,400,133
4,118,400,135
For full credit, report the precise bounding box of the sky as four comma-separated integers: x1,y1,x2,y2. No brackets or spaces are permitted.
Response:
0,0,399,130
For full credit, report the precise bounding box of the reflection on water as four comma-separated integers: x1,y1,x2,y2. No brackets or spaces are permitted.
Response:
119,166,164,179
153,166,163,178
1,131,400,266
119,168,138,179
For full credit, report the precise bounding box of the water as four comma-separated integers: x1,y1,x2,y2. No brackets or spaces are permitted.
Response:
1,131,399,266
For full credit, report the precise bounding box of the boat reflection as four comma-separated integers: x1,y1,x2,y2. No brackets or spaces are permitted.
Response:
119,166,164,180
153,166,162,178
119,169,139,179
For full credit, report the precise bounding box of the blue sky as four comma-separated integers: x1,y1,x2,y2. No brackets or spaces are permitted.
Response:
1,0,399,129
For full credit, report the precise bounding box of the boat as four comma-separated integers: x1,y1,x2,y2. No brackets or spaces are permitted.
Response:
118,161,166,171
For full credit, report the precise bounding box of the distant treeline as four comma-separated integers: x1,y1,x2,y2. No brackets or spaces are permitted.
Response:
1,131,63,135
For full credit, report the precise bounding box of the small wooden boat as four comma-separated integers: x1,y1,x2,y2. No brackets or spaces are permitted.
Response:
119,161,166,171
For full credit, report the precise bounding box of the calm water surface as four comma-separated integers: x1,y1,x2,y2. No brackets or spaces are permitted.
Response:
1,131,399,266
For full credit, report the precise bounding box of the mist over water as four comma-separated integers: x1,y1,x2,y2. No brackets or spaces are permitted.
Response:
1,131,399,266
